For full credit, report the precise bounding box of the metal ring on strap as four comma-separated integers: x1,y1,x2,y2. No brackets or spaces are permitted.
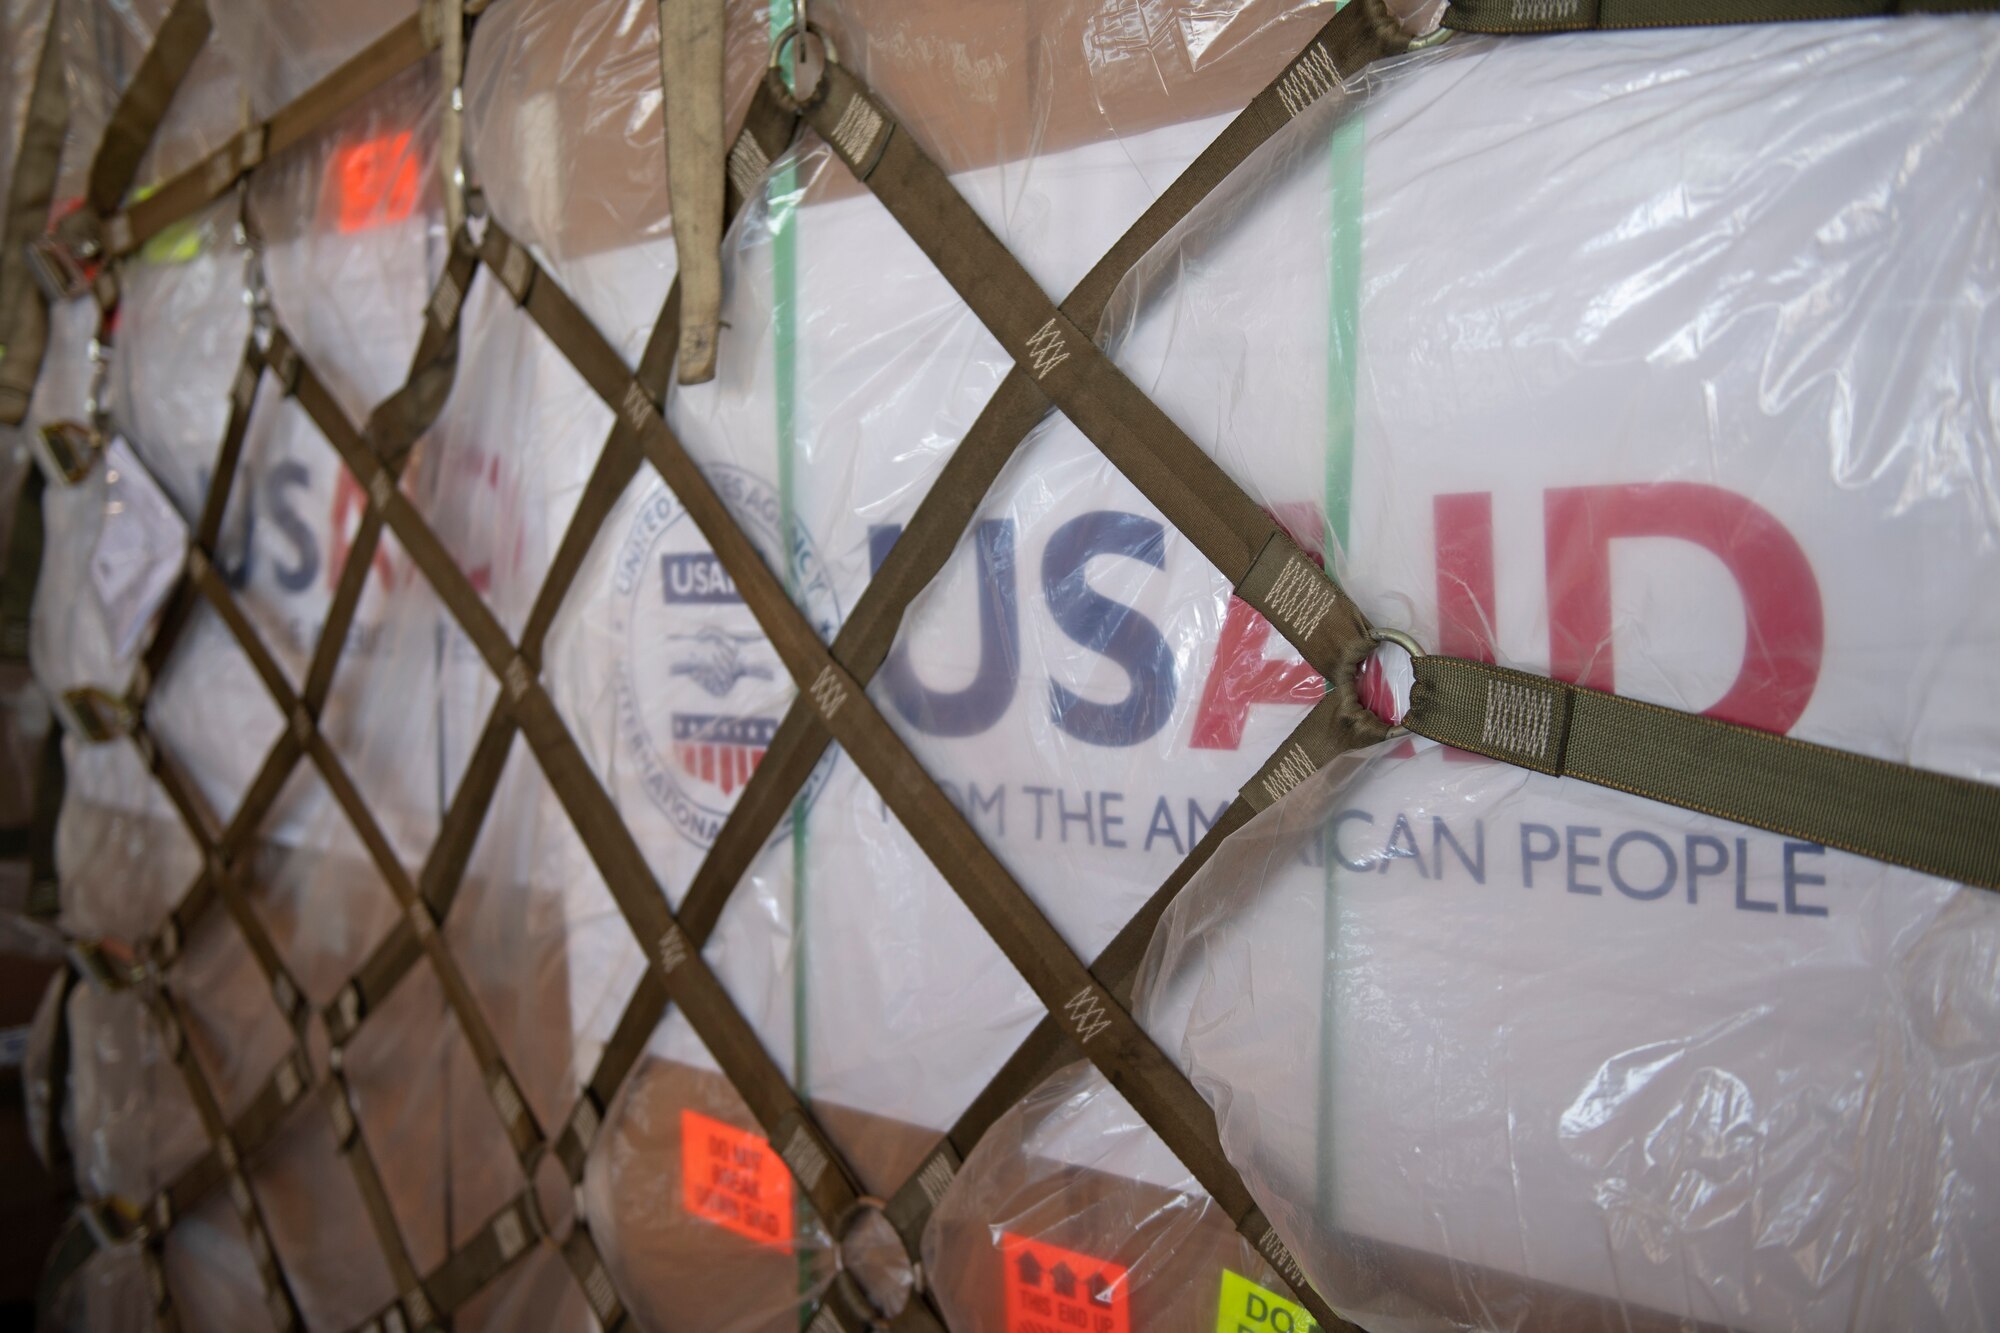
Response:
1370,626,1425,660
767,16,838,111
828,1193,913,1328
1367,627,1425,738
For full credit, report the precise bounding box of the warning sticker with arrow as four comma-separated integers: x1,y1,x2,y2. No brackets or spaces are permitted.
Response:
1000,1233,1130,1333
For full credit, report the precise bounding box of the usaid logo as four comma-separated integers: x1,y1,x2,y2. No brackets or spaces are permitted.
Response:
611,469,840,847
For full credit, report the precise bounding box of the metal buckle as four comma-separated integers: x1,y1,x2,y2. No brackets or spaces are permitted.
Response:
33,420,102,485
68,939,123,990
24,233,93,303
81,1196,148,1248
57,687,137,743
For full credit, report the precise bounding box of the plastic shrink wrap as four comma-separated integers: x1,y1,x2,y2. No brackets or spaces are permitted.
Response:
16,0,2000,1329
941,17,2000,1333
30,7,477,1327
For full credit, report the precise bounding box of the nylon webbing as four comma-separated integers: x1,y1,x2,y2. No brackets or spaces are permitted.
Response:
802,64,1376,676
112,7,444,258
83,0,213,220
293,101,927,1331
1405,656,2000,889
808,45,2000,904
675,0,1413,956
881,692,1378,1252
0,5,69,422
74,220,491,1329
507,198,1271,1240
24,1,2000,1328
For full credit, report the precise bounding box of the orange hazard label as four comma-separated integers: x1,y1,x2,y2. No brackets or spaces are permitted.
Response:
679,1109,793,1248
332,132,421,233
1001,1233,1131,1333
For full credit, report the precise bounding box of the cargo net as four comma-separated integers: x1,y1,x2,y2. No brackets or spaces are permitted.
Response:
4,2,1441,1328
8,0,1996,1330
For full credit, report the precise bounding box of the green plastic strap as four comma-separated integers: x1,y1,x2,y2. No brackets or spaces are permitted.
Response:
1442,0,1999,33
1405,655,2000,889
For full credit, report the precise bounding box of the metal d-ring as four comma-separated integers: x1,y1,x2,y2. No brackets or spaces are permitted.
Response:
768,19,837,72
1370,626,1425,660
768,5,838,110
828,1194,909,1330
1366,627,1425,738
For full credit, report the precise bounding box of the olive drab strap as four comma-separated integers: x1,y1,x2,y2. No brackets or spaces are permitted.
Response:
1403,656,2000,889
659,0,728,382
0,5,69,423
82,0,214,222
15,0,2000,1328
802,49,2000,904
110,5,445,260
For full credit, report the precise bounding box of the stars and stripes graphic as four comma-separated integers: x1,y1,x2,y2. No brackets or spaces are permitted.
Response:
671,713,778,797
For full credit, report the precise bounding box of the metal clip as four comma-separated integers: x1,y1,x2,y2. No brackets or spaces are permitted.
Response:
68,939,129,991
24,233,93,302
56,687,137,743
33,420,102,485
81,1196,149,1248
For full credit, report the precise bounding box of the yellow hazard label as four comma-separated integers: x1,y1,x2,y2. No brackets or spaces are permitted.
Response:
1217,1269,1315,1333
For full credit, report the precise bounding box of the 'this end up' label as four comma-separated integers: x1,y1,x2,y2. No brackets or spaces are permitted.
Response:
1001,1233,1129,1333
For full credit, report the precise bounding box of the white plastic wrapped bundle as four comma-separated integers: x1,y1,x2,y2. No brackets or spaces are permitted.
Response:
25,19,484,1327
19,0,2000,1328
1103,19,2000,1333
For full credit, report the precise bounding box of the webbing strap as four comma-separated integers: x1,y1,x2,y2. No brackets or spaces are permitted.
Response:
803,63,1375,678
84,0,213,218
400,252,876,1200
556,1225,627,1330
147,985,306,1328
197,370,549,1167
279,307,881,1260
557,23,1420,1316
605,249,1325,1327
1407,656,2000,889
681,0,1410,1004
105,238,495,1318
416,1193,540,1316
157,1049,314,1229
819,45,2000,903
1442,0,2000,33
44,1,2000,1324
36,1215,106,1327
113,8,443,257
303,93,796,1054
881,695,1375,1253
0,467,43,661
0,7,69,423
884,688,1400,1272
658,0,727,382
316,275,680,1047
795,56,1421,1326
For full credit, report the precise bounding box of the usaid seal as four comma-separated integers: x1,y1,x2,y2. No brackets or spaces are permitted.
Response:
610,468,841,847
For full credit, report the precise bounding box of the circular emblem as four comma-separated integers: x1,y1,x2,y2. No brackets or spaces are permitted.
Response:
610,468,841,847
